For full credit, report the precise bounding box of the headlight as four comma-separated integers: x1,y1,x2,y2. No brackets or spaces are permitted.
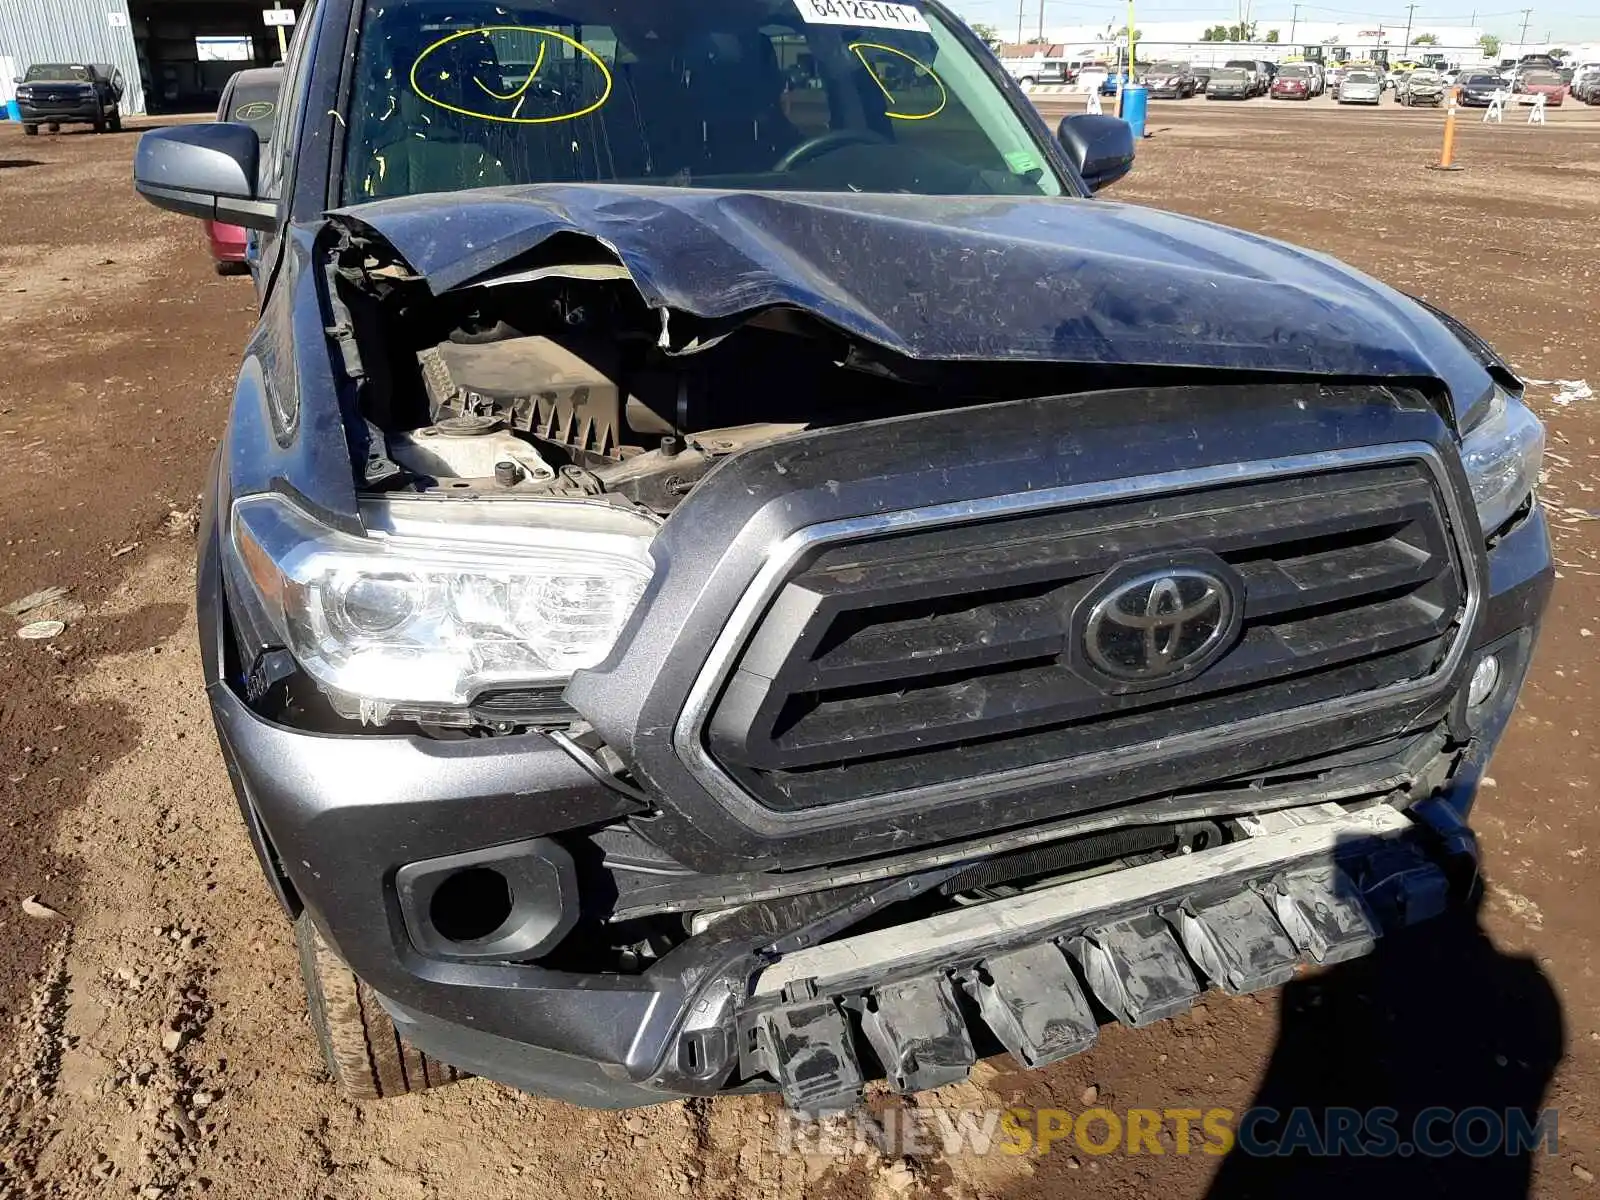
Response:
1460,385,1544,538
232,493,656,724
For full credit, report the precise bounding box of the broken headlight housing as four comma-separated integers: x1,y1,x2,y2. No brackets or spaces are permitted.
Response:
232,494,657,725
1460,384,1545,539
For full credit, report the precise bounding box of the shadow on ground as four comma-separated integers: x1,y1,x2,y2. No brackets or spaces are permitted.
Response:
1205,884,1564,1200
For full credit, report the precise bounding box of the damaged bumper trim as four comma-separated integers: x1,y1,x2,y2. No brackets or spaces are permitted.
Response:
743,805,1469,1112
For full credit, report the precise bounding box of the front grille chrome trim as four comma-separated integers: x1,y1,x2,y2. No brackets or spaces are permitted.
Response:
671,443,1481,835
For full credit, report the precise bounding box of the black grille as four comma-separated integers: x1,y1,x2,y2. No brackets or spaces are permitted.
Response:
704,460,1466,812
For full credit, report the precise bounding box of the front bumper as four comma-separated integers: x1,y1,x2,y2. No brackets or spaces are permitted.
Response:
205,446,1552,1107
16,99,101,123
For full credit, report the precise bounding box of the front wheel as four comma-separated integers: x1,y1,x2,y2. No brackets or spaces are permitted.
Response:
21,123,38,136
109,107,122,132
294,914,463,1100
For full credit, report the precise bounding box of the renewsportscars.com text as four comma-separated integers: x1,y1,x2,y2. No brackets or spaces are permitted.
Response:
776,1106,1560,1158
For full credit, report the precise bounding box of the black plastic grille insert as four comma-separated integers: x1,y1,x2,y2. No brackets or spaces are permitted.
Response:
702,460,1466,812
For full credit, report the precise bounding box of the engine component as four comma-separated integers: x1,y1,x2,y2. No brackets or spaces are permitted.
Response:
387,418,556,487
419,337,624,459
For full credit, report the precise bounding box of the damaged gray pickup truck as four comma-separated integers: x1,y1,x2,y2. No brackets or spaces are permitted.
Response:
133,0,1551,1112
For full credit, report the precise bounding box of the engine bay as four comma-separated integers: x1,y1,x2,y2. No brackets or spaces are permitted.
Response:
326,228,1257,516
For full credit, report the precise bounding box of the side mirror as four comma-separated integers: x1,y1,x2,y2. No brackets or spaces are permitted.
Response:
133,123,277,232
1056,113,1135,193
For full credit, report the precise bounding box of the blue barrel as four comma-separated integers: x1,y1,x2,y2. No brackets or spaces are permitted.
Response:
3,99,20,122
1121,84,1149,139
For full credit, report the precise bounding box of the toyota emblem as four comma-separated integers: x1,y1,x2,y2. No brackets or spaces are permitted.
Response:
1078,563,1241,687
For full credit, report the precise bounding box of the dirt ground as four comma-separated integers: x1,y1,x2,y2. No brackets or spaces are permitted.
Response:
0,97,1597,1200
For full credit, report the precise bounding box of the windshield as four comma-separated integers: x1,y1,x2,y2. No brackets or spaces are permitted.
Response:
24,63,93,82
1280,64,1313,77
1213,68,1247,79
1148,62,1182,73
1460,73,1498,85
1345,71,1377,82
342,0,1063,204
1523,70,1562,85
1411,71,1441,82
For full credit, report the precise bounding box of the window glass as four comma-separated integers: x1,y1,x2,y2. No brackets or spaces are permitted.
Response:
340,0,1063,203
24,64,93,81
261,0,318,202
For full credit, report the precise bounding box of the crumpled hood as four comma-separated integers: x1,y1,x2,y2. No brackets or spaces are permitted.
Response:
330,185,1491,413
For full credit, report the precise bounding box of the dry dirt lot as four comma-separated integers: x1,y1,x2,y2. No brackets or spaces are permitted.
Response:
1,98,1598,1200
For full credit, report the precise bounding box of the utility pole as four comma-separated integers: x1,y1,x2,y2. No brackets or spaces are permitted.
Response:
1401,3,1418,56
1037,0,1045,42
1289,3,1299,44
1016,0,1024,45
1516,8,1532,54
272,0,289,60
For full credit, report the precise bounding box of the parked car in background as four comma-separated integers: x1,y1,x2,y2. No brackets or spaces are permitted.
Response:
1326,64,1348,96
1144,62,1197,99
1572,66,1600,103
1191,65,1213,93
1099,68,1133,96
204,67,283,276
1285,60,1325,94
1224,59,1267,95
12,62,124,134
1205,66,1253,99
1386,68,1412,95
1515,69,1566,105
1336,69,1384,104
1456,71,1508,106
1008,60,1069,87
1270,63,1315,100
1397,69,1446,106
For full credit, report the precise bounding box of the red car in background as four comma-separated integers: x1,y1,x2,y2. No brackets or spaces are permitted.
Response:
1514,68,1566,106
1270,69,1312,100
204,67,282,275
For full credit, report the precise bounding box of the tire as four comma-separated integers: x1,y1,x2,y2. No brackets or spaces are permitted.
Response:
294,913,464,1100
1019,76,1035,87
22,123,38,136
93,111,106,133
109,107,122,132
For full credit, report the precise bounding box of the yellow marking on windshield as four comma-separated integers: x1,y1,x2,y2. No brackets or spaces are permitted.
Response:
472,38,547,101
847,41,947,120
409,27,612,125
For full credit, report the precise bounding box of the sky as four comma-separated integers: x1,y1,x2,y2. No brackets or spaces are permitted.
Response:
949,0,1600,46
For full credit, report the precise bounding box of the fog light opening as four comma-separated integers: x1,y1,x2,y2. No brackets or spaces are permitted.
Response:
1468,654,1501,708
429,867,514,944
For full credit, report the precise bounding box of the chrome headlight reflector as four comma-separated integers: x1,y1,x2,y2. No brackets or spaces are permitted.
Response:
1460,385,1544,538
232,494,656,723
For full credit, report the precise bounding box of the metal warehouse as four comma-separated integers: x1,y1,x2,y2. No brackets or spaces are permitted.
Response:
0,0,292,116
